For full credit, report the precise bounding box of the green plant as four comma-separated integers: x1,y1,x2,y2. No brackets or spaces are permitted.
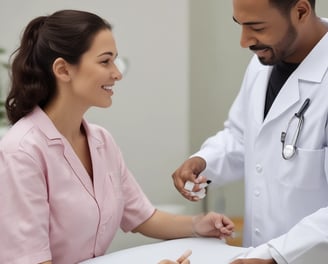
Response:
0,47,9,126
0,100,5,126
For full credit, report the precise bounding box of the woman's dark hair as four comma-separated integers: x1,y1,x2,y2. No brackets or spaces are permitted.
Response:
6,9,112,124
269,0,315,14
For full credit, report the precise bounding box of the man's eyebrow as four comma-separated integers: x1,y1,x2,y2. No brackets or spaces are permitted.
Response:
232,16,266,26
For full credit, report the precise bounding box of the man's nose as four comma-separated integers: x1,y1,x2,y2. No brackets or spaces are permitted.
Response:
240,27,256,48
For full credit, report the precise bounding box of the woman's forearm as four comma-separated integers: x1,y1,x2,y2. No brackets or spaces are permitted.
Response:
133,210,193,239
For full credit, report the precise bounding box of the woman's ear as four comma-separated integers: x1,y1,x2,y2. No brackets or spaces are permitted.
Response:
52,58,71,82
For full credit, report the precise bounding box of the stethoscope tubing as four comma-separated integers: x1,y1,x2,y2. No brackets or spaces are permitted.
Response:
281,98,310,160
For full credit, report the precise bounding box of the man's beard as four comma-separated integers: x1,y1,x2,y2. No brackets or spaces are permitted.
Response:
250,23,297,65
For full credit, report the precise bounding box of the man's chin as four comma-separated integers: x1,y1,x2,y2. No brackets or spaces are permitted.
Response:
258,56,276,66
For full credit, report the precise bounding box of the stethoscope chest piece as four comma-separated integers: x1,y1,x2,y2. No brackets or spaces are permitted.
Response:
282,144,296,160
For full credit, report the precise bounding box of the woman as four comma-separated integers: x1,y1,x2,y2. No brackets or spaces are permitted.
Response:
0,10,234,264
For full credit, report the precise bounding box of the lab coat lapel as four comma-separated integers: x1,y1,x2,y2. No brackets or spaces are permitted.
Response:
262,32,328,125
252,68,271,125
263,74,300,126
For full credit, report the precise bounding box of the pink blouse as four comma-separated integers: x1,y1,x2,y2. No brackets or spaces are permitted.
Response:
0,107,155,264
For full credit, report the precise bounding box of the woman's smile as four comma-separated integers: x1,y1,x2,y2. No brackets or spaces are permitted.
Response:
101,85,114,95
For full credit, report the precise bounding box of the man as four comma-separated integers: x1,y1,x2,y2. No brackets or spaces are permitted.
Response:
172,0,328,263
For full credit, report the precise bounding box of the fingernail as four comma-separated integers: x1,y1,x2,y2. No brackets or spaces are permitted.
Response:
215,223,223,229
181,249,192,259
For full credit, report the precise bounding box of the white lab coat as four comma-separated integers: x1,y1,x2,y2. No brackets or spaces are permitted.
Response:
194,32,328,262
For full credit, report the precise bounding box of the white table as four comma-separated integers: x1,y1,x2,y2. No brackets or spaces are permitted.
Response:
80,237,248,264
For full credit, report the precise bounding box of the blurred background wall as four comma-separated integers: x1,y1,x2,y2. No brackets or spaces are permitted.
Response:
0,0,327,252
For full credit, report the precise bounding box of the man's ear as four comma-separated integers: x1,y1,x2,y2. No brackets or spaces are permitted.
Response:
293,0,312,22
52,58,71,82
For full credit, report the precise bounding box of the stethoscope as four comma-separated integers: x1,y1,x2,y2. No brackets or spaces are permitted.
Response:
280,98,310,160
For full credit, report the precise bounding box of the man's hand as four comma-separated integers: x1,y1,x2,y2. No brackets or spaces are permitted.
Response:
171,157,207,201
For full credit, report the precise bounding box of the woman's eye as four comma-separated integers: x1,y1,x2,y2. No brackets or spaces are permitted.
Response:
101,59,110,65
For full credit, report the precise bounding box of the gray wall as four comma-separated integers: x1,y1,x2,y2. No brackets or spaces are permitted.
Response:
190,0,250,217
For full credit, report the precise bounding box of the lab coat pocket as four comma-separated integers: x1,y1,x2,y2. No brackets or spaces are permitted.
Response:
281,147,325,189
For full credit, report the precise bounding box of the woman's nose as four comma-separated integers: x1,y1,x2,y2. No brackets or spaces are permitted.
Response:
113,68,123,81
111,64,123,81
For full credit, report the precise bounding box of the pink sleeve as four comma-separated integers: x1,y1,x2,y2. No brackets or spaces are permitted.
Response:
0,151,51,263
120,166,155,232
114,149,155,232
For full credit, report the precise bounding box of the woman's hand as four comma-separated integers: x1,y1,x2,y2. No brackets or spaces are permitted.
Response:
133,210,234,241
158,260,189,264
158,249,192,264
192,212,235,239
